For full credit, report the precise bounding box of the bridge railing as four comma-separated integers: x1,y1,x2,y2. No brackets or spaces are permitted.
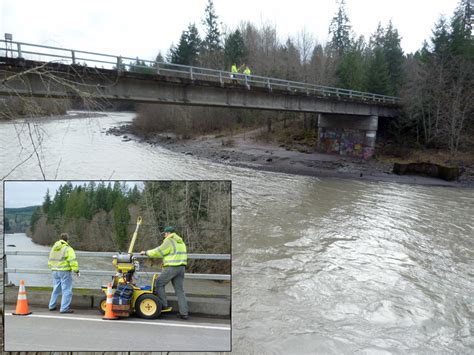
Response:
0,39,400,104
4,250,231,281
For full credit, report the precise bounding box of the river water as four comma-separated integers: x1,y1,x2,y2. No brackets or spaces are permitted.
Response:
1,112,473,353
4,233,114,288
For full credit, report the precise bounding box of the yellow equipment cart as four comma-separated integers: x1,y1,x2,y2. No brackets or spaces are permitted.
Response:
98,216,172,319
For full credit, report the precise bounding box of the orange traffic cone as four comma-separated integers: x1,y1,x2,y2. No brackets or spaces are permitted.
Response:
12,280,32,316
102,282,118,320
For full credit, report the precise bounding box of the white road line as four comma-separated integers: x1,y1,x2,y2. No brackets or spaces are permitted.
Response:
6,313,230,331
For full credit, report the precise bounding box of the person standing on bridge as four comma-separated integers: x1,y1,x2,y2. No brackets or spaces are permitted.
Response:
243,65,251,89
47,233,79,313
140,226,189,320
231,63,239,83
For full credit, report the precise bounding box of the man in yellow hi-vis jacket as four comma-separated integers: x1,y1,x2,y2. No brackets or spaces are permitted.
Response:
48,233,79,313
141,226,189,319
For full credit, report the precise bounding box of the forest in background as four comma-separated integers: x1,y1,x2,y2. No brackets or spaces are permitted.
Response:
131,0,473,159
4,206,39,233
28,181,231,274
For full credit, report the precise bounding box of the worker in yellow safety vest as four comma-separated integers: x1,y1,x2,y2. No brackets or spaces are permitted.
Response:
243,65,251,76
231,63,239,83
140,226,189,319
47,233,79,313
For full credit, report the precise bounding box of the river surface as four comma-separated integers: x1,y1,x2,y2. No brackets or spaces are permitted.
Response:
1,112,473,353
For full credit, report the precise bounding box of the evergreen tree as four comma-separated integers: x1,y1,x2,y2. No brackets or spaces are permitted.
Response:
95,181,108,211
128,185,141,204
113,195,130,250
200,0,223,68
43,189,52,214
202,0,222,52
280,38,301,81
30,207,41,233
381,21,404,95
329,0,352,55
224,29,246,67
187,23,202,65
449,0,473,58
336,36,366,90
170,23,201,66
156,52,164,63
365,47,391,94
431,16,451,62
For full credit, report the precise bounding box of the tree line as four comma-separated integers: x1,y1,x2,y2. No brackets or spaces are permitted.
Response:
29,181,231,273
132,0,472,157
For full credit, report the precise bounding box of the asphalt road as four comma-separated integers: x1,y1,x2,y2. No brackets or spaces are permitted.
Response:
4,306,231,352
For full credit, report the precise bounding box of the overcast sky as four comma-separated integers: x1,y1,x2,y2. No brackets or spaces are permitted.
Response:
5,181,70,208
4,181,142,208
1,0,459,62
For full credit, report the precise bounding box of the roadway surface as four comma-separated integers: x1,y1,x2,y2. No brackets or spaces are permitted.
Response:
4,306,231,352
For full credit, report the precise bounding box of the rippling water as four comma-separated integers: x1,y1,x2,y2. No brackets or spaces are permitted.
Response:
233,181,474,353
1,112,473,353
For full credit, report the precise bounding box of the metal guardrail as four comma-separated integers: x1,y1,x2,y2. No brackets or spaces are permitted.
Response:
4,250,231,281
0,39,400,104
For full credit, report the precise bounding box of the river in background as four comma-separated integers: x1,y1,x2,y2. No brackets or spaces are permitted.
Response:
1,112,473,353
4,233,114,288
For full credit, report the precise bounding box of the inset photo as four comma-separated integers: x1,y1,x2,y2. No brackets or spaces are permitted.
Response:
3,180,231,352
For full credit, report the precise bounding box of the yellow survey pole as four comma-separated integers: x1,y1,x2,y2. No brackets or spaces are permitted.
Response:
128,216,142,254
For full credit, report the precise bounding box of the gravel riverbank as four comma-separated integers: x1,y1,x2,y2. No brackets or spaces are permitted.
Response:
108,124,474,188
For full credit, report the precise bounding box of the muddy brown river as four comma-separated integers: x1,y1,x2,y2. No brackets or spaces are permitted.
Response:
1,112,473,353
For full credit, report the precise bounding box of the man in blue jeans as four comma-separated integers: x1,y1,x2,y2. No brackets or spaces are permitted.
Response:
48,233,79,313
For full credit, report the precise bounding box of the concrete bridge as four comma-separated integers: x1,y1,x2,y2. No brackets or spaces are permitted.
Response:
0,40,401,158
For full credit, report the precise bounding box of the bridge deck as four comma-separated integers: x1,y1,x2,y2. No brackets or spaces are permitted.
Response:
0,57,400,117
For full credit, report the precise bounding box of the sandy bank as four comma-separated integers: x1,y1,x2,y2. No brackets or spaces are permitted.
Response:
108,125,474,188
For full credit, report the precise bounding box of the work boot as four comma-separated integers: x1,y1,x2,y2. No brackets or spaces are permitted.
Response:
49,307,57,311
60,309,74,313
162,305,172,312
177,313,189,320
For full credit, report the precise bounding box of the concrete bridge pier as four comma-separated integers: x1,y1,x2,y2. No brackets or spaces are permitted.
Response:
317,114,378,159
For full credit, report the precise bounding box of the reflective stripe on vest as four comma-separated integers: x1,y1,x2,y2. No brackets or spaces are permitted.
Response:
163,234,187,267
48,243,76,271
49,245,70,270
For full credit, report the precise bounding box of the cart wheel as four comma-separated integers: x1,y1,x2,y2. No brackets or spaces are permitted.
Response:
135,294,162,319
99,296,107,315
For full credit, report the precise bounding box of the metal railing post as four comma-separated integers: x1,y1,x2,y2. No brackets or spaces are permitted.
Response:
156,62,160,74
4,253,8,284
245,75,250,89
190,67,194,80
117,56,122,73
17,43,22,58
219,71,224,86
267,78,272,92
71,50,76,64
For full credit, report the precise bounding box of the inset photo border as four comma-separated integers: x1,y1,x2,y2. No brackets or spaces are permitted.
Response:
3,180,231,352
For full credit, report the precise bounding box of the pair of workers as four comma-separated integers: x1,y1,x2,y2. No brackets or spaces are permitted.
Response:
231,63,251,82
47,227,189,319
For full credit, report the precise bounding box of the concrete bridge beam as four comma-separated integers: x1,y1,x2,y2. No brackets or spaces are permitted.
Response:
0,61,399,118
